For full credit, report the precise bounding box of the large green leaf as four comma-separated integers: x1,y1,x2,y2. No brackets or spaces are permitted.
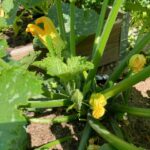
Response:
0,17,7,28
2,0,14,14
48,2,99,37
0,67,42,150
1,0,19,26
0,39,8,58
1,0,48,28
34,56,94,82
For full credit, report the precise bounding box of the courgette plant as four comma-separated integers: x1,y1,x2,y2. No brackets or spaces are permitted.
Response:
0,0,150,150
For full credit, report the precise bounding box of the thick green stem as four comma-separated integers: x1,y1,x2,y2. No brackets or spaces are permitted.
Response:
45,36,56,56
30,114,78,124
92,0,109,55
107,33,150,85
27,99,72,108
70,1,76,56
55,0,67,41
102,65,150,99
88,117,144,150
111,104,150,118
78,123,92,150
34,136,73,150
83,0,123,95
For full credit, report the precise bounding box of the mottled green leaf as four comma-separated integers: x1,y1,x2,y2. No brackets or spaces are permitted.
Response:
2,0,14,14
48,2,99,37
0,17,7,28
0,39,8,58
1,0,19,26
0,67,42,149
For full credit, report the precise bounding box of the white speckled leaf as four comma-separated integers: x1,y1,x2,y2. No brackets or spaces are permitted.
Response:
0,67,42,150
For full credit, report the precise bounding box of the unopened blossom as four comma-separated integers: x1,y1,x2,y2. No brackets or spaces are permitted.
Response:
89,93,107,119
129,54,146,73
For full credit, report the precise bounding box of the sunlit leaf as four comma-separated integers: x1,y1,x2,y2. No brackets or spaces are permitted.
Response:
34,56,94,82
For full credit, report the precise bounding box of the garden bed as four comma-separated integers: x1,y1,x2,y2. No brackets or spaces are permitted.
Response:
0,0,150,150
27,78,150,150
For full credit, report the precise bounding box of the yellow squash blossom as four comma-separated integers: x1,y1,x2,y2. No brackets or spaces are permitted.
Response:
26,16,65,52
89,93,107,119
129,54,146,73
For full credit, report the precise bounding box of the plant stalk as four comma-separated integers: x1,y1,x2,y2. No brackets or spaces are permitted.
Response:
111,104,150,118
88,117,144,150
55,0,67,41
83,0,123,95
30,114,78,124
102,65,150,99
78,123,92,150
92,0,109,55
107,32,150,85
27,99,72,108
70,1,76,56
34,136,73,150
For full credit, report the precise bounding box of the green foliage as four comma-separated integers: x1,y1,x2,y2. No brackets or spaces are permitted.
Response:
2,0,15,14
87,144,100,150
34,56,94,82
0,0,53,29
19,0,53,15
76,0,114,9
0,65,42,149
48,2,99,37
128,0,150,7
0,0,150,149
124,0,150,32
0,39,8,58
0,17,7,28
0,122,29,150
19,0,52,8
1,0,19,27
70,89,83,111
100,143,117,150
87,143,116,150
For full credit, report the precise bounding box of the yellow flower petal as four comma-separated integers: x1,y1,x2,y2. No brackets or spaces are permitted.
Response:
0,7,4,17
26,16,65,52
89,93,107,119
89,93,106,107
92,106,105,119
26,24,45,37
35,16,57,34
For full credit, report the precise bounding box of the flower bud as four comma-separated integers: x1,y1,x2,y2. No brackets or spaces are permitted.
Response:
129,54,146,73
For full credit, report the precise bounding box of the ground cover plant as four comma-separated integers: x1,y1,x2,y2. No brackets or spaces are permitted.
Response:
0,0,150,149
